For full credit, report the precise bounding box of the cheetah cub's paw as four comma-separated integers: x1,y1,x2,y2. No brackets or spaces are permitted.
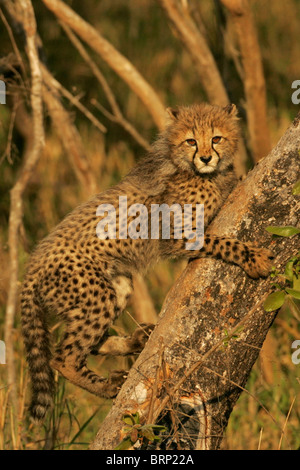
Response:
103,369,127,398
243,246,274,279
129,323,155,354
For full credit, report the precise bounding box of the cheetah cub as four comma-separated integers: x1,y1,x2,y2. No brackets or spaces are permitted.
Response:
21,103,273,422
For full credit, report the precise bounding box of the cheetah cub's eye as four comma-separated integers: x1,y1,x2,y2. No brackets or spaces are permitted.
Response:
212,136,222,144
186,138,197,146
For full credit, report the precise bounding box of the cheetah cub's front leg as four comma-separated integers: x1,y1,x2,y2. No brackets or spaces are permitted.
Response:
200,235,274,278
93,323,155,356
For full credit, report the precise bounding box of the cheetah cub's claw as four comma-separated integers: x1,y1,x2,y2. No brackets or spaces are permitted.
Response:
129,323,155,354
243,246,274,279
103,369,128,398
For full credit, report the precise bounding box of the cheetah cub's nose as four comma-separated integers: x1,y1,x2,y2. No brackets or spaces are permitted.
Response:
200,155,212,164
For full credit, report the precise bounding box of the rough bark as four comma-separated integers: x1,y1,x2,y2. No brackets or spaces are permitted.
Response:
90,112,300,450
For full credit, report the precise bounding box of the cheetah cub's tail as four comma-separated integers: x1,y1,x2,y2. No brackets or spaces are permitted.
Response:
21,282,55,423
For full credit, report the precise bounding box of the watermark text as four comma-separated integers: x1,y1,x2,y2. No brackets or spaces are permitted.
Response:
0,80,6,104
291,340,300,365
96,196,204,251
0,340,5,364
291,80,300,105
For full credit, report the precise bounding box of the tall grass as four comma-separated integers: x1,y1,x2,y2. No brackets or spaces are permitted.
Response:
0,0,299,450
1,127,299,449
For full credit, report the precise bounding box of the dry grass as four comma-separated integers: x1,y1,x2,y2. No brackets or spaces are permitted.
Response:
1,125,299,450
0,0,299,450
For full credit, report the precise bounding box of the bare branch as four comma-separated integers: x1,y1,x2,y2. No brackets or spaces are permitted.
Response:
158,0,229,106
0,94,17,164
0,8,26,78
5,0,45,412
60,23,150,151
158,0,248,176
42,67,98,196
91,99,151,152
41,0,166,130
40,64,107,134
220,0,271,161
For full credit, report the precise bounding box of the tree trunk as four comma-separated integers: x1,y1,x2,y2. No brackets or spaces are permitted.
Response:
90,111,300,450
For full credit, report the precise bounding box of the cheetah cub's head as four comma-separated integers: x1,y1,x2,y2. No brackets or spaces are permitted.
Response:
165,103,240,175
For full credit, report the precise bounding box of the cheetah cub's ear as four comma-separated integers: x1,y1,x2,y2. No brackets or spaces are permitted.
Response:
223,103,238,116
166,107,180,121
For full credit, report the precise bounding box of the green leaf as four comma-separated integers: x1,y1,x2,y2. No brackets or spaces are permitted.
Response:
292,179,300,195
266,226,300,237
132,412,140,424
141,427,156,441
285,261,294,281
130,428,139,443
286,288,300,300
285,296,300,321
263,291,286,312
122,412,140,426
293,276,300,291
271,282,283,290
270,267,279,278
123,415,134,426
115,437,134,450
150,425,167,431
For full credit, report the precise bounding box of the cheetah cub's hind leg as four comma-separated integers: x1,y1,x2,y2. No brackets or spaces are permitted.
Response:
50,274,134,399
50,317,127,399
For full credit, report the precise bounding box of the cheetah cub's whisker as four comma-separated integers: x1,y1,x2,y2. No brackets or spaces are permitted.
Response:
21,103,274,423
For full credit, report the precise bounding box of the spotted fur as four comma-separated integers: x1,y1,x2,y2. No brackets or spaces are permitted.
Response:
21,103,273,422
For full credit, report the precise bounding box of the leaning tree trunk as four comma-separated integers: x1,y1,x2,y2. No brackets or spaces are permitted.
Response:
91,112,300,450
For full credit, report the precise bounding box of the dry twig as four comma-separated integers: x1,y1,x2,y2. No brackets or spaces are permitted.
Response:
41,0,166,130
40,63,107,134
158,0,229,106
42,67,98,196
60,23,150,151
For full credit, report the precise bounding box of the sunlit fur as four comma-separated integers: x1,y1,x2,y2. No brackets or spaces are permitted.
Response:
165,103,240,175
21,102,273,424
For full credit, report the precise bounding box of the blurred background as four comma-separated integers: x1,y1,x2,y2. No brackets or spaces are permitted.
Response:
0,0,299,450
